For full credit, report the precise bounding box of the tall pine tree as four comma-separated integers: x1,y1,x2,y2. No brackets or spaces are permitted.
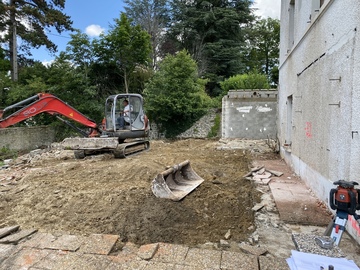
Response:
167,0,255,96
0,0,73,81
124,0,170,69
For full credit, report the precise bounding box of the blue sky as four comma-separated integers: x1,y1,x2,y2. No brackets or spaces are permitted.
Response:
31,0,125,64
31,0,280,64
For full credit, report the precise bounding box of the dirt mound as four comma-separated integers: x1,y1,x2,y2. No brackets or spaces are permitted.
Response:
0,139,271,246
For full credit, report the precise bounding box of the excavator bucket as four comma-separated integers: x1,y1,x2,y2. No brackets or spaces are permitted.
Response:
151,160,204,201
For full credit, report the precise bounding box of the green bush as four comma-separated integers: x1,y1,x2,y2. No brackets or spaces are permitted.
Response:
0,146,18,161
220,71,270,92
144,50,212,138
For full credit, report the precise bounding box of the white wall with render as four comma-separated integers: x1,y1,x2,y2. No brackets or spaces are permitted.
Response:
279,0,360,243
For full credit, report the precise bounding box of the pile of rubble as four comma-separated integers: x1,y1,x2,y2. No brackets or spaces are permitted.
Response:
243,165,284,185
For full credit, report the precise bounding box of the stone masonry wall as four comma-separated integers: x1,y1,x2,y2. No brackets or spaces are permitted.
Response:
0,126,56,151
149,109,218,140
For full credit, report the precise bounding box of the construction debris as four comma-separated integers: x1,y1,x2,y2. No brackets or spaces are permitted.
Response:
0,229,37,244
0,225,20,238
291,233,344,258
244,165,284,186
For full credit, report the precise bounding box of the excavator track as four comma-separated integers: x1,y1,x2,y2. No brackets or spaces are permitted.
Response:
113,140,150,158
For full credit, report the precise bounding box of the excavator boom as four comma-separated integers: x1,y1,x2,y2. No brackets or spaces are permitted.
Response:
0,93,99,136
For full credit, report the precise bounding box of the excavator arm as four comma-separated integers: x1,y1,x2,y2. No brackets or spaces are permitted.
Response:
0,93,100,137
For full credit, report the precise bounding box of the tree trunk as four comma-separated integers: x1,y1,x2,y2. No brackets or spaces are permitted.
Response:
9,0,18,82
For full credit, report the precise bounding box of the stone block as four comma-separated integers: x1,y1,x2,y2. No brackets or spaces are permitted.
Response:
79,234,119,255
183,248,221,268
137,243,159,260
220,250,258,269
152,243,188,264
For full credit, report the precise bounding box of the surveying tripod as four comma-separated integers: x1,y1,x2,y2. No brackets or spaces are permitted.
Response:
324,180,360,245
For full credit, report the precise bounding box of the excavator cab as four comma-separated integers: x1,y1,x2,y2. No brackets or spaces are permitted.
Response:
103,94,149,138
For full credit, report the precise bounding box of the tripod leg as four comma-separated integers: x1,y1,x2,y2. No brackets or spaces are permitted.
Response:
324,217,335,236
330,216,347,245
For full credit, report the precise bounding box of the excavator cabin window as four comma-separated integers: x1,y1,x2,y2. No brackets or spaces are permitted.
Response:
104,95,143,131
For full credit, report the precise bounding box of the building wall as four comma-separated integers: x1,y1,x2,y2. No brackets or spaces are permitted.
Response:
0,126,56,151
279,0,360,243
222,90,278,140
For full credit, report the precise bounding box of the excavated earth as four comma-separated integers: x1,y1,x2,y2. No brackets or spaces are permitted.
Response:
0,139,277,248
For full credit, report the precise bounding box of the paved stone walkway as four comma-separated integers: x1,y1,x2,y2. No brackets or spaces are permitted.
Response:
0,227,289,270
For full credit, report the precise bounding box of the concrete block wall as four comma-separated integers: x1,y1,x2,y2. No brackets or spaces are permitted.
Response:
0,126,56,151
222,90,278,140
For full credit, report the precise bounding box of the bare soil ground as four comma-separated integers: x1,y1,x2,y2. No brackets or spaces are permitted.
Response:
0,139,275,247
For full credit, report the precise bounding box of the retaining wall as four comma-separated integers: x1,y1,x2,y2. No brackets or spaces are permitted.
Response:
0,126,56,151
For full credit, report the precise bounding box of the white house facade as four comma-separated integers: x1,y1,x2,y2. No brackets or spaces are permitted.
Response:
279,0,360,243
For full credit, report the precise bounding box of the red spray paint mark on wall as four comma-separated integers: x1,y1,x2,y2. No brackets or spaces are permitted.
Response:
305,122,312,138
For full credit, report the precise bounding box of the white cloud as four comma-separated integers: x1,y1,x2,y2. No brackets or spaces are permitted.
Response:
253,0,281,19
85,24,105,37
42,60,54,67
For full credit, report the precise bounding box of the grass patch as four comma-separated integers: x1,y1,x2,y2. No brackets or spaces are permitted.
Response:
207,114,221,138
0,146,18,161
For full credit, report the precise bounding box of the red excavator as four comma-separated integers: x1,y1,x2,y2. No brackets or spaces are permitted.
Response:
0,93,150,158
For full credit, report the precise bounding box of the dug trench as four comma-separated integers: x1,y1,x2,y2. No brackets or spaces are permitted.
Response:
0,139,275,250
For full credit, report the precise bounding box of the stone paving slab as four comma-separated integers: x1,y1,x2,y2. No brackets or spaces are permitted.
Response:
0,228,37,244
269,180,332,226
221,250,258,270
258,255,289,270
183,248,222,269
137,243,159,260
109,242,141,264
78,234,119,255
172,265,218,270
31,249,69,269
48,252,112,270
143,261,175,270
42,234,83,251
106,259,148,270
151,243,189,264
0,225,20,238
0,247,51,270
0,244,18,264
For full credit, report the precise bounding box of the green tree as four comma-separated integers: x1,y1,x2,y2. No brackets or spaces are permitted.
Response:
0,47,10,72
65,30,95,83
244,17,280,86
0,47,11,106
0,0,73,81
144,50,211,137
124,0,170,69
166,0,255,96
45,54,101,121
94,13,152,94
